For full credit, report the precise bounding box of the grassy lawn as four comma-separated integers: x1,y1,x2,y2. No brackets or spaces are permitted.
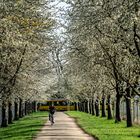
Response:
67,111,140,140
0,111,48,140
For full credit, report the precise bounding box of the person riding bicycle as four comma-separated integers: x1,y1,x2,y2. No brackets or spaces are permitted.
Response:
49,105,55,124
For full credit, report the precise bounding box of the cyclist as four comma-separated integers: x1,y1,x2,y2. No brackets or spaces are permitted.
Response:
49,105,55,125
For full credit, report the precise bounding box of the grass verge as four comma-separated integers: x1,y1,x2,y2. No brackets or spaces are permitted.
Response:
0,111,48,140
67,111,140,140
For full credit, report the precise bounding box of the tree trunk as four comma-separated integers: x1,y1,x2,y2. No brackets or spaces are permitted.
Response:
26,102,30,114
1,102,8,127
34,101,37,112
22,102,25,117
82,102,84,112
78,102,80,111
25,102,27,115
85,101,88,113
80,102,83,112
74,102,77,111
28,102,30,114
107,95,112,119
101,94,106,117
115,94,121,122
125,87,132,127
76,102,79,111
80,102,82,112
91,99,95,115
115,83,122,123
83,102,86,112
95,98,100,116
8,103,13,124
19,98,23,118
89,100,92,114
29,102,32,113
32,101,36,112
14,102,19,120
30,102,33,113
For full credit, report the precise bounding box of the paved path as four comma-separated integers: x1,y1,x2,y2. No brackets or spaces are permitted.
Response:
34,112,95,140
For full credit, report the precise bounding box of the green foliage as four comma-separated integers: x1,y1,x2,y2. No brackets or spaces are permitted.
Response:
0,111,48,140
67,111,140,140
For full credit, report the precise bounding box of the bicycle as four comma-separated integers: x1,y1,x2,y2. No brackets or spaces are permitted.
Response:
49,113,54,125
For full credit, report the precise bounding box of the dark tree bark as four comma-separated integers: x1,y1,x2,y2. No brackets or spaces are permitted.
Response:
22,102,24,117
32,101,36,112
1,102,8,127
28,102,32,114
8,102,13,124
34,101,37,112
14,102,19,120
77,102,80,111
19,98,23,118
89,100,92,114
25,102,27,115
26,102,30,114
80,102,84,112
80,102,82,111
95,98,100,116
80,102,82,112
83,102,85,112
125,86,132,127
101,94,106,117
74,102,77,111
85,101,88,113
115,82,122,123
27,102,30,114
78,102,81,111
91,99,95,115
115,94,121,122
107,95,112,119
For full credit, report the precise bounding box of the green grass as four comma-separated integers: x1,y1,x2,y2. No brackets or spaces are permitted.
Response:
67,111,140,140
0,111,48,140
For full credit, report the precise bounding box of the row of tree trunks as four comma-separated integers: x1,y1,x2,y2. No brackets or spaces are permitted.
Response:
77,91,133,127
77,97,113,119
1,100,37,127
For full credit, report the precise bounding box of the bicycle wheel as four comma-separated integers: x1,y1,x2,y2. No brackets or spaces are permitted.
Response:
49,114,54,125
